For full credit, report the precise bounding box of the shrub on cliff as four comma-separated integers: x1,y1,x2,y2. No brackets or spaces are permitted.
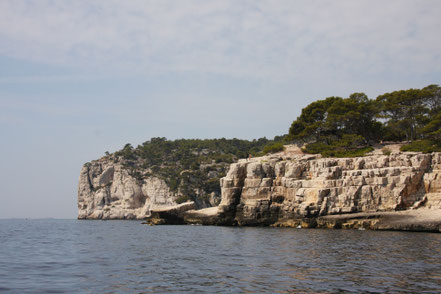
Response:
111,136,285,206
302,134,373,158
203,178,221,194
263,142,285,154
382,147,392,155
175,195,190,204
400,140,441,153
116,143,137,160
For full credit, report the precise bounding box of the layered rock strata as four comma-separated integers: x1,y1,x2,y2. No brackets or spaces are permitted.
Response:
79,149,441,230
216,152,441,226
147,152,441,231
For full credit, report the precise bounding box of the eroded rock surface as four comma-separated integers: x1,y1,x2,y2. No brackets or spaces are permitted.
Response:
217,152,441,226
78,149,441,229
146,202,196,225
78,161,177,220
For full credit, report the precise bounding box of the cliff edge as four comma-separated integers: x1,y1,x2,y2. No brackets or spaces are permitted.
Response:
78,161,177,219
77,137,281,219
215,151,441,227
146,149,441,231
79,145,441,231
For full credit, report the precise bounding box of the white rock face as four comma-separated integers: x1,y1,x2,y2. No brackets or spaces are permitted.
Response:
79,150,441,222
218,152,441,225
78,161,176,219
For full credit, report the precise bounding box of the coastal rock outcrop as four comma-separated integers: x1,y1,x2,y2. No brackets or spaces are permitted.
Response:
143,151,441,231
79,147,441,230
214,152,441,227
77,142,227,219
78,161,177,219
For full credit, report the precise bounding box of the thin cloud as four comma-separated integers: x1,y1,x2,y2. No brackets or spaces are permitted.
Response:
0,0,440,82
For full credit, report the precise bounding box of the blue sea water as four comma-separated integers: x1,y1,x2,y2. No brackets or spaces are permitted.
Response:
1,220,441,293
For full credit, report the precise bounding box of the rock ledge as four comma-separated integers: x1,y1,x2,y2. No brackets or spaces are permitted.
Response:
147,152,441,232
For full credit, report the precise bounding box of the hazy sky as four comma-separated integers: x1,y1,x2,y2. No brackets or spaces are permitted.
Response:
1,0,440,218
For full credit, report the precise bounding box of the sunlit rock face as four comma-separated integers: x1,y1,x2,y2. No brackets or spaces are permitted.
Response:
78,161,176,220
78,150,441,223
218,152,441,225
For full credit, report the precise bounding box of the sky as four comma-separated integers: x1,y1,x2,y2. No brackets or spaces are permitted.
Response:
1,0,440,218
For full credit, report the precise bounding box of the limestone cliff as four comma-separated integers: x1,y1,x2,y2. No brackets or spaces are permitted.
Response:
77,158,222,220
78,137,276,219
216,151,441,226
145,149,441,231
78,160,176,219
79,146,441,226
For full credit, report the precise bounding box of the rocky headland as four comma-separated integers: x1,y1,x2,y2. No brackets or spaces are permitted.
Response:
78,83,441,231
77,137,280,220
78,145,441,231
145,147,441,232
78,161,178,220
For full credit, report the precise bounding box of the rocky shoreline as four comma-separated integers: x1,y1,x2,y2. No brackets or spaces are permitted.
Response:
144,204,441,233
144,203,441,233
143,150,441,232
78,146,441,232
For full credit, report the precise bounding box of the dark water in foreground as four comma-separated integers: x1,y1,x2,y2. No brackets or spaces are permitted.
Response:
1,220,441,293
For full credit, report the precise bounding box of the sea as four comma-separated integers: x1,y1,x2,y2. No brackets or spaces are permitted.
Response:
1,219,441,293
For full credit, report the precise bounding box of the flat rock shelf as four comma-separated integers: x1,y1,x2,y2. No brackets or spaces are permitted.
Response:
144,152,441,232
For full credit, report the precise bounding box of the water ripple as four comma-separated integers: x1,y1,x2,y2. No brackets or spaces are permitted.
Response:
1,220,441,293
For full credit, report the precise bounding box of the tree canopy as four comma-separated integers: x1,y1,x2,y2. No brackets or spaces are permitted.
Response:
288,84,441,156
111,136,286,205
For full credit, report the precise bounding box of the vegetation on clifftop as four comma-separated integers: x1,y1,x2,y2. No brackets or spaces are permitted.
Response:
288,84,441,156
100,84,440,205
109,136,285,206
